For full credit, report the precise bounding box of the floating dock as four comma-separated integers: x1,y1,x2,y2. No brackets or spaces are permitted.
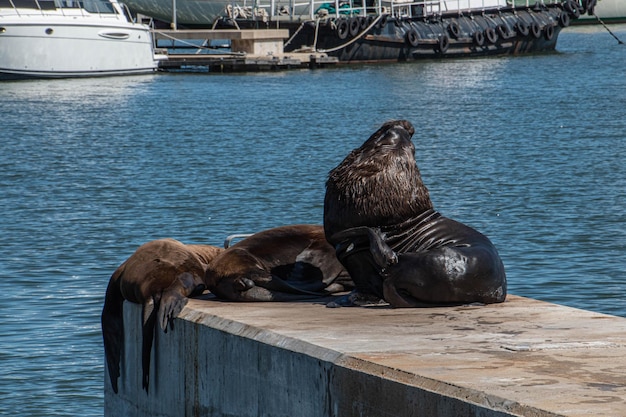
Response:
153,29,339,72
105,294,626,416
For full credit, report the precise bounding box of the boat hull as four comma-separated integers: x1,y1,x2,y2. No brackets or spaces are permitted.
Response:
125,0,621,27
0,18,157,79
280,8,566,62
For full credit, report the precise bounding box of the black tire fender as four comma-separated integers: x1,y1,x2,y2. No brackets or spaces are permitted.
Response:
485,27,498,44
544,24,555,41
437,34,449,53
405,29,419,47
473,30,485,46
497,24,509,39
337,19,349,40
448,21,461,39
564,0,581,18
530,21,541,38
359,16,368,30
349,17,360,37
516,21,529,36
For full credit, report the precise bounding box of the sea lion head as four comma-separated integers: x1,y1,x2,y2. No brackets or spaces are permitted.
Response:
324,120,433,239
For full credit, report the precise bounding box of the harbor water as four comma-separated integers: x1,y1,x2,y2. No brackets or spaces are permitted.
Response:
1,24,625,416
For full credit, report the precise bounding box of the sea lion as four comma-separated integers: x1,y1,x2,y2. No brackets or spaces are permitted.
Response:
205,224,352,301
101,239,223,393
324,120,506,307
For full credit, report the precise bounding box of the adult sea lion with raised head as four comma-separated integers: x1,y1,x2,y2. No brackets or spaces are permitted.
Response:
205,224,352,302
324,120,506,307
101,239,223,393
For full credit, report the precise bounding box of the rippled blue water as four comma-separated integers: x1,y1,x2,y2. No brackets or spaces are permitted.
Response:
1,24,625,416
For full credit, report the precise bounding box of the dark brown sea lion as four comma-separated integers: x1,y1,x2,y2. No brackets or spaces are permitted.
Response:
101,239,223,393
205,224,352,301
324,120,506,307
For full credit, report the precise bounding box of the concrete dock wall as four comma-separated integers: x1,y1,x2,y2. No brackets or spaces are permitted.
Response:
105,295,626,417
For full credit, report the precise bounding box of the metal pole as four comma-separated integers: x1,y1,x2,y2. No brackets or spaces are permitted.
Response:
172,0,177,29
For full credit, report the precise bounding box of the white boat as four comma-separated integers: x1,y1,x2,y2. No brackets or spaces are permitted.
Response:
0,0,158,79
577,0,626,23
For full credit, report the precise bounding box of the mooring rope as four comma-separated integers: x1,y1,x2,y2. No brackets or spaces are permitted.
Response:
312,17,321,51
593,13,624,44
316,14,383,53
283,21,307,49
153,31,245,55
155,31,213,50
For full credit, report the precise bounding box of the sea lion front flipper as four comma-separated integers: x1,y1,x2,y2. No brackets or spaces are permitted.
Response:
366,228,398,269
158,272,206,332
331,226,397,269
158,293,188,332
141,295,159,392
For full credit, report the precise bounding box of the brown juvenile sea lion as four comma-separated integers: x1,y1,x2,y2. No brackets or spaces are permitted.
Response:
101,239,223,393
324,120,506,307
205,224,352,301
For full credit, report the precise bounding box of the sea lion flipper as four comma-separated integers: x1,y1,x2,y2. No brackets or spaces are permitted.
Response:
366,228,398,268
102,315,123,394
157,272,205,331
326,290,386,308
158,292,188,332
331,226,397,269
141,296,159,392
101,267,125,394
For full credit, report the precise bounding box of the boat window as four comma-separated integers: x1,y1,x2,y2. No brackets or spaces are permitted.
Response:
54,0,82,8
81,0,115,13
37,0,57,9
11,0,39,8
0,0,12,7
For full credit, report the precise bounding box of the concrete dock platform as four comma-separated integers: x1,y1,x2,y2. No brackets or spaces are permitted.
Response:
105,295,626,417
152,29,339,72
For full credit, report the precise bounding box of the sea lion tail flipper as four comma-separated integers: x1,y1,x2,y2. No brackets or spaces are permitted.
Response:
326,289,386,308
101,268,125,394
141,295,159,393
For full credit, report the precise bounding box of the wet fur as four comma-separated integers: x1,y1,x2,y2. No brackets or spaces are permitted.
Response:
324,119,433,236
101,239,223,393
205,225,352,301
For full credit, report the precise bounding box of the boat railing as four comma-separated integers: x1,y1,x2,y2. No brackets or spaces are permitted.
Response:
238,0,566,20
0,0,127,19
